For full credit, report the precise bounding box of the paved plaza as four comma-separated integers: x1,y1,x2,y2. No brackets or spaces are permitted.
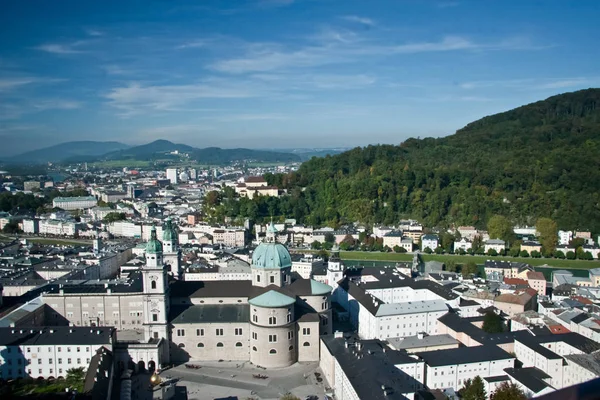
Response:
159,360,329,400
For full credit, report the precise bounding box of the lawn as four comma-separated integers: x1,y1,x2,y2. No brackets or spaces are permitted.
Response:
339,251,600,269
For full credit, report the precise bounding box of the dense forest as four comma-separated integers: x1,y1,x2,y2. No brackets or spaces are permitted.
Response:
207,89,600,233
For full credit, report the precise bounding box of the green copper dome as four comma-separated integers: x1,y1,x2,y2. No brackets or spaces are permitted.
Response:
162,218,178,243
146,226,163,254
249,290,295,308
252,242,292,269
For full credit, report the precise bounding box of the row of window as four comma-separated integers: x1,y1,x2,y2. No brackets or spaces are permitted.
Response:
7,346,91,354
176,328,245,337
0,368,67,377
256,274,290,284
2,358,89,366
179,342,312,349
251,315,293,324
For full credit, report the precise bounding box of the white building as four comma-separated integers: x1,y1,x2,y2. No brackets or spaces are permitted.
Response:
558,230,573,246
416,345,515,391
0,326,114,380
22,218,39,234
421,234,439,251
39,220,79,236
453,238,472,253
484,239,506,253
52,196,97,211
166,168,178,184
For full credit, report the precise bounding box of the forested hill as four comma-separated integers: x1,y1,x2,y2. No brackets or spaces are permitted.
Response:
264,89,600,232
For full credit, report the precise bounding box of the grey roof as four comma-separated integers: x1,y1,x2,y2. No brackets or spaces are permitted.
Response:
416,345,513,367
170,280,254,298
321,334,422,400
387,334,459,351
565,353,600,375
0,326,114,346
169,304,249,324
504,367,553,393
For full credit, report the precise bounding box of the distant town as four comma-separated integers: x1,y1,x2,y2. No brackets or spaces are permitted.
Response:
0,160,598,400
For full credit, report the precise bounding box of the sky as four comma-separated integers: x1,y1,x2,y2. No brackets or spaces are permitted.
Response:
0,0,599,156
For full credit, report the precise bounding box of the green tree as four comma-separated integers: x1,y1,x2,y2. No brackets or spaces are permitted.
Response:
205,190,221,207
2,220,22,234
536,217,558,255
445,260,458,273
311,241,322,250
487,215,514,243
434,246,443,254
423,247,433,254
463,261,478,277
519,250,529,258
490,381,526,400
441,232,455,252
530,250,541,258
482,312,504,333
324,232,335,244
487,248,498,256
460,376,487,400
566,250,576,260
554,250,565,259
393,245,401,253
66,367,85,392
103,212,127,223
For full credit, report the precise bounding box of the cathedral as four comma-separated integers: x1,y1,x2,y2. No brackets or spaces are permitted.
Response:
147,221,333,368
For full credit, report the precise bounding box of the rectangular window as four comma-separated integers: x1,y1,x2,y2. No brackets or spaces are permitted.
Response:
57,347,61,352
58,359,62,364
269,334,277,343
197,329,204,336
256,275,260,282
68,358,72,364
270,276,275,283
303,328,311,335
152,314,158,322
216,328,224,336
252,332,257,340
77,358,81,364
176,329,185,337
235,328,243,336
288,331,294,340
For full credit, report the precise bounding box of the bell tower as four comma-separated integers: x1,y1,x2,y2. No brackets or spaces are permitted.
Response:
162,218,181,279
142,226,170,342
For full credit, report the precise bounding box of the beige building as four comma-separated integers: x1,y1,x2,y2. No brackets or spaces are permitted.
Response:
494,288,537,317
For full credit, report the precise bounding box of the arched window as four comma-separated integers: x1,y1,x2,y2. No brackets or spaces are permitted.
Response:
219,300,223,303
289,345,294,351
235,342,243,347
151,281,157,289
269,316,277,325
303,342,310,347
178,343,185,348
253,315,258,323
269,349,277,354
286,314,292,323
252,346,257,352
197,343,204,347
216,342,224,347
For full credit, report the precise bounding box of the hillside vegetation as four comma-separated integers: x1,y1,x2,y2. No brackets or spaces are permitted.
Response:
216,89,600,232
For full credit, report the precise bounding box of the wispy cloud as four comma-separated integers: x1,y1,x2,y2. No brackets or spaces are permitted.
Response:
437,1,461,8
105,80,265,116
176,40,209,49
85,28,104,37
209,34,531,74
33,100,82,110
35,43,84,54
341,15,375,26
258,0,294,7
460,77,599,90
0,78,37,91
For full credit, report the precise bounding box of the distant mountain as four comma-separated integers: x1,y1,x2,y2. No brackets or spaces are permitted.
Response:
192,147,301,163
261,147,350,161
103,139,196,160
7,141,130,164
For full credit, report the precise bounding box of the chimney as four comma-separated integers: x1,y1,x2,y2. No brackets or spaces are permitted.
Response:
417,332,425,340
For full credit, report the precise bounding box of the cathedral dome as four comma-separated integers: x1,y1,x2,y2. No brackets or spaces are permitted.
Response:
252,242,292,269
146,226,163,254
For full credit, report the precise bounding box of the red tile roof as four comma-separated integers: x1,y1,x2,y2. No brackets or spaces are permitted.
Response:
503,277,529,285
549,325,570,334
572,296,594,305
527,271,546,280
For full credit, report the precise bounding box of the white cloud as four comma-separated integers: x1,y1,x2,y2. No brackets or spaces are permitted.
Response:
35,44,83,54
460,77,598,90
176,40,209,49
105,81,264,116
209,34,534,74
341,15,375,26
33,100,82,110
0,78,37,91
85,29,104,37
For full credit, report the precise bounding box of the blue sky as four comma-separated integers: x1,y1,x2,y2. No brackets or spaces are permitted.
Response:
1,0,599,156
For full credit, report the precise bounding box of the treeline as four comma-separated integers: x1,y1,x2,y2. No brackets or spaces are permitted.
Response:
0,188,89,215
207,89,600,233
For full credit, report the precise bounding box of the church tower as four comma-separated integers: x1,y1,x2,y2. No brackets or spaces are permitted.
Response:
142,226,170,342
162,218,181,279
326,245,344,299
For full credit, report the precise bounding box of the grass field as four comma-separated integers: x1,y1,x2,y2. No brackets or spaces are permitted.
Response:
339,251,600,269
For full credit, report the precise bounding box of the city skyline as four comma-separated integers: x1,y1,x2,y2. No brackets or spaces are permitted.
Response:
1,0,599,156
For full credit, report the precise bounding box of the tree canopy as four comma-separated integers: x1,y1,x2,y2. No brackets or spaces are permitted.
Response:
202,89,600,232
460,376,487,400
482,311,504,333
490,381,527,400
